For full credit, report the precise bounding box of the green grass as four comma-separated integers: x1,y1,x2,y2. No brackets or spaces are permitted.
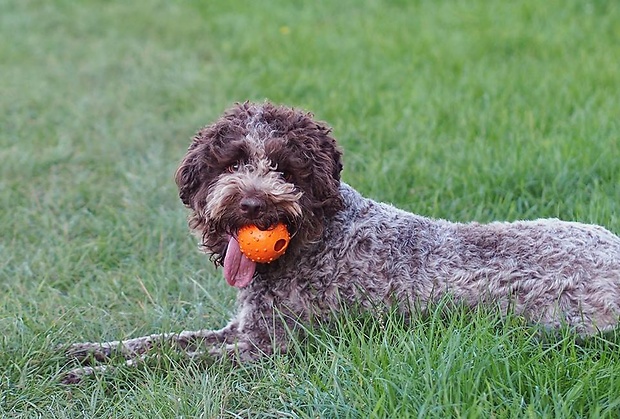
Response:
2,0,620,417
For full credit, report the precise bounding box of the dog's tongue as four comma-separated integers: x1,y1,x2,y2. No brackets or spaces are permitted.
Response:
223,236,256,288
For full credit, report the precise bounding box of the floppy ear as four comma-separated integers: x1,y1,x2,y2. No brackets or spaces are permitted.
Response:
175,141,203,208
304,121,343,217
175,103,253,209
175,105,248,209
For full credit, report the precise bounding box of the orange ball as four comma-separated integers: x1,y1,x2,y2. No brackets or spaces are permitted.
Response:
237,223,290,263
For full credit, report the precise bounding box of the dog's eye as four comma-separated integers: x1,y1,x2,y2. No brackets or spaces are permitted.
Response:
227,162,241,173
280,171,293,182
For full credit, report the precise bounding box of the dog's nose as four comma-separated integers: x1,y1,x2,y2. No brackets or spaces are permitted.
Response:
239,197,266,219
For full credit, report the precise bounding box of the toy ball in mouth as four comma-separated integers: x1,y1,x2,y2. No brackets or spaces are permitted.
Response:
237,223,290,263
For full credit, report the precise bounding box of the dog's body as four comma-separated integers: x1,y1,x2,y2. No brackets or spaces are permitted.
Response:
64,102,620,382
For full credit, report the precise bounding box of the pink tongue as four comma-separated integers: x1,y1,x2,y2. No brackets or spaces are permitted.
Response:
223,236,257,288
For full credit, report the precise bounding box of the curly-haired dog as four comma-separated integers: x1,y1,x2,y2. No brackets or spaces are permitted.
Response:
64,102,620,382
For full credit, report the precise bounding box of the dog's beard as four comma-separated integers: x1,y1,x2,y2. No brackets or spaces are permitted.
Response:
200,171,303,288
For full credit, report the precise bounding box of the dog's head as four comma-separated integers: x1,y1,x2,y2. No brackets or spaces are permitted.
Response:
175,102,343,287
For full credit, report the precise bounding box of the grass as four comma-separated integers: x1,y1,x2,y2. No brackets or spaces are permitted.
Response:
2,0,620,416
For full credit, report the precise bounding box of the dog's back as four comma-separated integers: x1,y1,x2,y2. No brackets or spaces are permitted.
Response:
246,183,620,334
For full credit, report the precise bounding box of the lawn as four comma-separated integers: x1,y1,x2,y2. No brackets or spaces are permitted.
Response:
2,0,620,417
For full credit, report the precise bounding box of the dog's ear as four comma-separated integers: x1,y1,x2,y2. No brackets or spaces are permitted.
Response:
175,104,251,208
273,109,344,218
304,121,344,217
174,142,203,208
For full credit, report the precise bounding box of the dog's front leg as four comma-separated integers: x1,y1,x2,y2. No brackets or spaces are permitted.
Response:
65,321,241,364
61,322,241,384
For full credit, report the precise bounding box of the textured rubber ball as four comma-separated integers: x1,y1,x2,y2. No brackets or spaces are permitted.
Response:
237,223,290,263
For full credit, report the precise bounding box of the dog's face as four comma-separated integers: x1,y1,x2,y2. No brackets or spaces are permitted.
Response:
175,102,343,287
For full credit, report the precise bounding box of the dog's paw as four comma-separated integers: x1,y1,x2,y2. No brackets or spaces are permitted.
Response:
60,366,94,385
60,365,113,385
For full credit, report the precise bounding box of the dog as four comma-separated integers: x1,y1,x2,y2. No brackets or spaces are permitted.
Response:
63,101,620,383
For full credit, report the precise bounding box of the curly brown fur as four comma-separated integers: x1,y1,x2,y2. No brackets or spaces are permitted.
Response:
63,101,620,383
174,101,343,266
